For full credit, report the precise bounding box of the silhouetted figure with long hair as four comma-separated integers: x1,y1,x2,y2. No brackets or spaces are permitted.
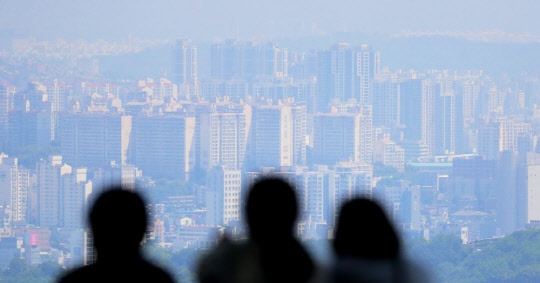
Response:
197,178,316,283
332,198,429,283
59,188,175,283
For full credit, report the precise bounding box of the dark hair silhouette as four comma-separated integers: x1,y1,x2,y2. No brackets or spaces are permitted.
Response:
90,188,147,258
334,198,401,259
246,178,298,241
245,178,314,282
58,187,175,283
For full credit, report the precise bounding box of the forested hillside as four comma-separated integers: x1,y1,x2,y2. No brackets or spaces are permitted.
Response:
409,229,540,282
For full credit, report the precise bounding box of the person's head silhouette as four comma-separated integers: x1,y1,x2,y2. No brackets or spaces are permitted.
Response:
89,187,148,260
334,198,401,259
59,188,175,282
246,178,298,242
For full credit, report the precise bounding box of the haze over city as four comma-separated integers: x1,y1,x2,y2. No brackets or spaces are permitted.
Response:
1,0,540,40
1,1,540,282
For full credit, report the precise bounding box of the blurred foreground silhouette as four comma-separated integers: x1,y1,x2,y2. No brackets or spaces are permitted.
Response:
197,178,317,283
58,187,175,283
332,198,430,283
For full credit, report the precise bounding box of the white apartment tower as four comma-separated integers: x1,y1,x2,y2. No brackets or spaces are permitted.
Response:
519,153,540,226
291,105,308,166
0,155,29,224
205,166,242,226
48,80,72,112
0,84,15,146
198,104,249,170
172,39,198,98
356,44,380,105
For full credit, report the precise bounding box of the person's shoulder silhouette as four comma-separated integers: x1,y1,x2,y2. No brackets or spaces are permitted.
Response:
333,197,429,283
58,187,175,283
197,177,316,283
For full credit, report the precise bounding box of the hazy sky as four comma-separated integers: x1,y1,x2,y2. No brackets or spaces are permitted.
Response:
0,0,539,40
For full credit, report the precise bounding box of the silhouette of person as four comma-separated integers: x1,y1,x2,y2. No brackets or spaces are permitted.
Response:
332,198,429,283
58,187,175,283
197,178,316,283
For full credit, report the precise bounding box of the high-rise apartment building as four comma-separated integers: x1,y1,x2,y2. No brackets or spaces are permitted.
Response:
58,113,132,169
290,168,328,225
37,156,91,229
62,168,92,230
210,40,288,82
0,84,15,148
46,80,72,113
457,78,480,123
400,79,436,156
211,39,242,81
172,39,198,89
7,111,53,154
313,107,373,165
198,104,249,171
205,166,242,226
477,121,501,160
517,153,540,227
434,81,457,155
496,151,519,234
37,156,91,230
373,81,400,128
0,155,29,224
131,115,196,180
250,104,293,168
317,43,355,110
496,152,540,233
477,116,531,159
37,156,66,228
291,105,308,166
495,116,531,152
400,79,424,142
355,44,380,105
172,39,198,99
260,42,288,79
317,44,380,110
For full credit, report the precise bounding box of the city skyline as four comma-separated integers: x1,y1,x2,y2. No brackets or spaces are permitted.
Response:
1,23,540,281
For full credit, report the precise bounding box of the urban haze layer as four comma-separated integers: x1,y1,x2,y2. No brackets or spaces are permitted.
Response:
2,23,540,281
